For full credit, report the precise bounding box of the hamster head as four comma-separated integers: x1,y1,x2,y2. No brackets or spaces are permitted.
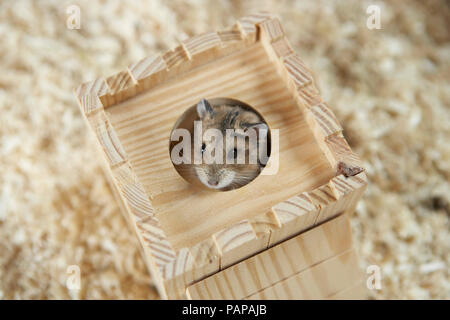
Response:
194,98,269,191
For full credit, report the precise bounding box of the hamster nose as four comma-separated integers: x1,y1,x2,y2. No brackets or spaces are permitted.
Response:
208,179,219,186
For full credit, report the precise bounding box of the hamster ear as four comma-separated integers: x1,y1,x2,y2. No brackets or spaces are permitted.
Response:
245,123,269,139
197,98,214,119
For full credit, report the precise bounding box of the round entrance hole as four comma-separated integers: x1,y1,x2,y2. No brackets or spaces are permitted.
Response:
169,98,271,191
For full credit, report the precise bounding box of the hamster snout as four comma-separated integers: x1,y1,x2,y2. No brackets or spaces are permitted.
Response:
194,166,236,190
170,98,270,192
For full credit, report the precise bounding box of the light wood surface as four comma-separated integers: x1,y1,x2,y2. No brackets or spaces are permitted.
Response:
212,220,260,269
296,83,322,108
327,282,368,300
259,18,285,43
235,12,275,43
245,249,362,300
186,214,353,300
329,171,368,216
325,133,364,177
100,70,137,108
306,102,343,139
270,193,319,245
75,77,108,114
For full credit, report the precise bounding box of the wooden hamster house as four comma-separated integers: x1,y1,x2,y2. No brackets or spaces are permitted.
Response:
75,13,368,299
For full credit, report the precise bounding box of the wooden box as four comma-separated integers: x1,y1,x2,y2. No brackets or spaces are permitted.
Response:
75,13,367,299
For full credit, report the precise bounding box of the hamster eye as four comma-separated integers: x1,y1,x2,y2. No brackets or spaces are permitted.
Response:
232,148,238,159
201,143,206,154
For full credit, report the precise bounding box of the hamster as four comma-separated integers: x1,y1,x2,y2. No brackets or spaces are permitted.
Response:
171,98,270,191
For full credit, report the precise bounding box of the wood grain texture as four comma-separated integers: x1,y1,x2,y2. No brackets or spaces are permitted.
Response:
76,77,109,97
161,44,194,80
161,237,224,298
327,282,368,300
162,248,195,299
235,12,274,43
283,54,313,90
248,212,279,252
112,163,177,270
325,133,364,177
296,83,322,109
75,77,108,114
270,192,319,246
106,70,135,94
306,102,343,139
100,159,163,293
270,37,294,59
307,183,342,225
259,18,285,43
329,171,368,216
86,111,127,167
103,152,177,298
128,54,167,91
100,70,137,107
246,249,362,300
189,238,221,281
259,32,319,117
182,32,222,62
110,161,195,300
217,29,242,42
186,214,353,300
330,172,368,199
162,44,189,70
213,220,260,269
217,29,247,55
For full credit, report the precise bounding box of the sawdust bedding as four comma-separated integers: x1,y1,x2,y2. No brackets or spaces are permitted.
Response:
0,0,448,299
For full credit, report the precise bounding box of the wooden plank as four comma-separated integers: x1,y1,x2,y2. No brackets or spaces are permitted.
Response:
189,238,221,281
161,238,223,299
246,249,362,300
162,44,189,69
86,111,127,167
296,83,322,109
259,18,285,43
217,29,242,43
235,12,274,44
186,214,353,300
108,162,176,298
325,133,364,177
182,32,222,65
213,220,260,269
75,77,108,114
217,29,247,55
106,70,135,94
307,171,368,225
270,37,294,60
327,282,367,300
128,54,167,91
329,172,368,216
248,212,279,251
306,102,343,139
306,183,340,225
112,164,176,266
162,44,191,79
270,192,319,246
283,54,313,90
100,70,137,107
162,248,195,299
